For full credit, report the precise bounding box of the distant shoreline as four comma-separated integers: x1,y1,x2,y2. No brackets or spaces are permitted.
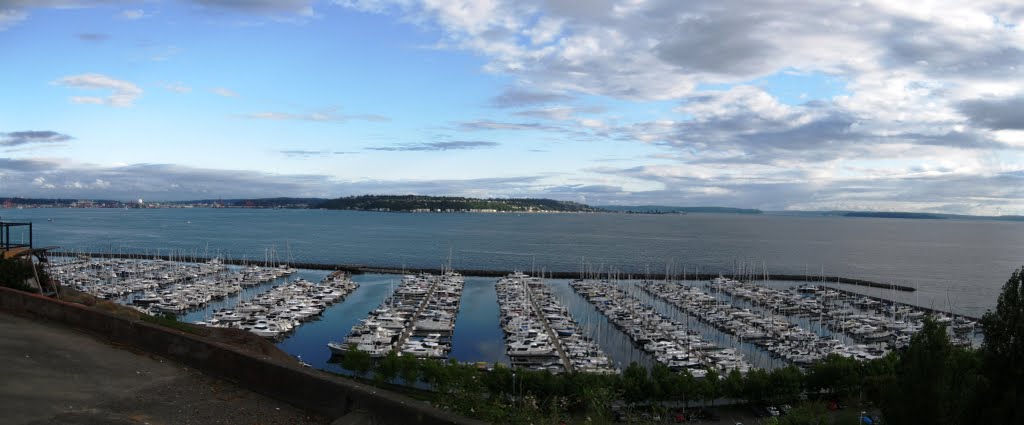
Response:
4,197,1023,221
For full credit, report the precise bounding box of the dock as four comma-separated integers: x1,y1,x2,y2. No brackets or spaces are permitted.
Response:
522,278,574,373
333,271,463,360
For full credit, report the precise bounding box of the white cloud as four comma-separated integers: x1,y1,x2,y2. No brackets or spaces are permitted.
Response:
54,73,142,107
0,9,27,31
119,9,146,20
189,0,316,18
211,87,239,97
159,81,192,93
32,177,55,189
244,108,387,122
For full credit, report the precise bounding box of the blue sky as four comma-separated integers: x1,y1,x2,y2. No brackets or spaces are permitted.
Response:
1,1,1023,214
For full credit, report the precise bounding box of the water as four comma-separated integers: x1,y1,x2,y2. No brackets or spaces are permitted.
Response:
449,277,508,365
3,208,1022,367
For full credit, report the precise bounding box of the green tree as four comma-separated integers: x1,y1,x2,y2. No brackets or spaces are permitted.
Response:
673,369,697,406
397,352,421,385
0,258,47,292
581,383,618,423
375,350,400,383
698,370,721,407
768,365,804,404
650,363,673,402
743,368,771,403
621,362,650,404
340,344,373,378
806,354,860,399
860,353,897,405
779,402,828,425
722,368,745,401
882,317,979,425
975,266,1024,424
481,364,513,397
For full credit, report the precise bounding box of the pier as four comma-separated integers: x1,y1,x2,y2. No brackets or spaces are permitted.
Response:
331,271,463,360
522,278,574,373
571,279,730,377
49,255,359,340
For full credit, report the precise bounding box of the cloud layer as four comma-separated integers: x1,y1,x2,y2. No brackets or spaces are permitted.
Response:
3,1,1023,214
54,74,142,107
366,141,499,152
1,131,73,147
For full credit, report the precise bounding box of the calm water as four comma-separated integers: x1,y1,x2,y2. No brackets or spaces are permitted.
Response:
4,208,1021,317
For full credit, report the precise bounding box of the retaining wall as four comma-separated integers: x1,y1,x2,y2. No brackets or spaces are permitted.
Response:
0,287,480,425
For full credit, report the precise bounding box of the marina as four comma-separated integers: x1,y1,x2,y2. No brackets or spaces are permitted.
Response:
42,253,986,375
643,276,861,366
328,270,465,359
51,256,359,340
571,278,741,377
496,272,616,374
194,272,359,340
52,256,236,301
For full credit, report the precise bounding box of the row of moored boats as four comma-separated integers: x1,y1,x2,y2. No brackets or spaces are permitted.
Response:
496,272,617,374
195,271,358,339
328,271,464,359
571,279,748,377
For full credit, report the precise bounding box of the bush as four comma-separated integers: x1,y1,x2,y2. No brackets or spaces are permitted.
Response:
0,258,46,292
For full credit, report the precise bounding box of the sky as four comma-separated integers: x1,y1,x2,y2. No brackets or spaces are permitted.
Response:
1,0,1023,214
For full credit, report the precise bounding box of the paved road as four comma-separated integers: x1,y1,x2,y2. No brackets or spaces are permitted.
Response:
0,312,330,425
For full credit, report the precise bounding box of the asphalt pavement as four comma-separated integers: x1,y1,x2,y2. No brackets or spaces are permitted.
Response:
0,311,330,425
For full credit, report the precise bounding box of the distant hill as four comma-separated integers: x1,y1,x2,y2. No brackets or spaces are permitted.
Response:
2,197,127,207
171,198,328,208
316,195,602,212
598,205,763,214
768,210,1024,221
841,211,947,220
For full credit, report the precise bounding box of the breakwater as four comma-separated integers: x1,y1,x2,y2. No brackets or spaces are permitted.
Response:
47,251,916,292
820,285,982,321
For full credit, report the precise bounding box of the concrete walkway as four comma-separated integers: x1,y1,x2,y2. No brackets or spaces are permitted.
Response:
0,312,329,425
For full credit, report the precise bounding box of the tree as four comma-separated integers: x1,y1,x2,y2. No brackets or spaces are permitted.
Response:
375,350,400,383
0,258,47,292
882,317,979,425
806,354,860,399
778,402,828,425
860,353,897,406
621,362,650,404
397,352,421,385
742,368,771,403
650,363,674,402
481,364,513,397
673,369,697,406
698,370,721,407
976,266,1024,424
722,369,745,401
768,365,804,404
340,344,373,378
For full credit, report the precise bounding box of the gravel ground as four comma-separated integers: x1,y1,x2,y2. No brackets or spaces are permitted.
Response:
0,311,329,425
